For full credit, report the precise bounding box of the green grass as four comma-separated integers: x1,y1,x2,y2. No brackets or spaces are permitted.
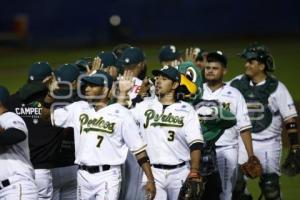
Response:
0,38,300,199
1,38,300,99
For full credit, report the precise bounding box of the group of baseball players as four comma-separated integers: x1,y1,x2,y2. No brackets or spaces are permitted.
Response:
0,42,300,200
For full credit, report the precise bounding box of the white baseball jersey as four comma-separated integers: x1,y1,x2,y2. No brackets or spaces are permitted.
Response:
0,112,34,180
232,75,298,140
51,101,146,166
202,83,252,146
131,98,203,165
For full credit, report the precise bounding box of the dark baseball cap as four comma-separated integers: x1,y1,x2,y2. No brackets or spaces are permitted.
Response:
28,61,52,82
195,48,208,61
81,70,113,89
74,58,91,73
117,47,145,67
206,51,227,67
159,45,181,62
152,66,180,82
97,51,118,68
55,64,80,82
0,85,9,107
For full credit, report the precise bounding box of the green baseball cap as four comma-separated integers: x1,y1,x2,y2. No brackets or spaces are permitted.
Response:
117,47,145,67
159,45,181,62
28,61,52,82
0,85,9,107
55,64,80,82
97,51,118,68
74,58,91,73
82,70,113,89
152,65,180,82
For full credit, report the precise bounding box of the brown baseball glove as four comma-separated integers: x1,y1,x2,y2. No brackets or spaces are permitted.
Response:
241,155,262,179
178,171,204,200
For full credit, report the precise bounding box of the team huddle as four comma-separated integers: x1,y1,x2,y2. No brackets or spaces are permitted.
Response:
0,43,300,200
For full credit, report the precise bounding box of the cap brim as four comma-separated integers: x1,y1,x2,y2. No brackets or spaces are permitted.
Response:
152,70,176,81
81,77,105,87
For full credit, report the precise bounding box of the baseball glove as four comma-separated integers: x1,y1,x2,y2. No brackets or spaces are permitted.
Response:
281,146,300,176
178,172,204,200
241,155,262,179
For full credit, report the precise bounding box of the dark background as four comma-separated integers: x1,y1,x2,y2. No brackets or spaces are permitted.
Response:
0,0,299,47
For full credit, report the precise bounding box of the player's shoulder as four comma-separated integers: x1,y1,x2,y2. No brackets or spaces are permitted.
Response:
66,100,89,109
106,103,132,117
227,74,244,84
222,83,244,98
0,112,27,127
175,101,195,112
134,97,156,109
276,81,289,92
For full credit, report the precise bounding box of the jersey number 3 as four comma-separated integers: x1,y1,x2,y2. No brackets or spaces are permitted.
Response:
168,130,175,141
97,135,104,148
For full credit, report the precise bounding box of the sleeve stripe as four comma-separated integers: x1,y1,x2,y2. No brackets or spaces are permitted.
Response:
50,109,55,126
131,144,147,155
189,139,204,146
239,125,252,132
283,114,298,121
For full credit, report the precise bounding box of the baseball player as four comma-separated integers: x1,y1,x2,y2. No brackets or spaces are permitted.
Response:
119,66,204,199
47,70,156,200
8,62,64,200
202,51,258,200
231,43,299,200
0,85,38,200
116,46,154,200
50,63,80,200
97,51,120,81
177,61,238,200
159,45,182,67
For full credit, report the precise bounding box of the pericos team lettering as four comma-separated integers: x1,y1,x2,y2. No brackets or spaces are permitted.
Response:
144,109,184,128
79,114,115,134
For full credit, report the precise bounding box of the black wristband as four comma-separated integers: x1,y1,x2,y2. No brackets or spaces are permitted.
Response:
286,122,298,130
288,131,299,146
42,101,51,109
137,156,150,167
190,142,203,152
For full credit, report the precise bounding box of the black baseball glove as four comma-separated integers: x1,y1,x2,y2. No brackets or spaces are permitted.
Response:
281,146,300,176
178,172,204,200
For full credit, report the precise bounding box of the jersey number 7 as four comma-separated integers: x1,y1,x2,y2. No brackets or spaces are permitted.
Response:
97,135,104,148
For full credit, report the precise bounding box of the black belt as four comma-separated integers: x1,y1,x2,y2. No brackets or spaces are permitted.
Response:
78,165,110,174
0,179,10,190
152,162,186,170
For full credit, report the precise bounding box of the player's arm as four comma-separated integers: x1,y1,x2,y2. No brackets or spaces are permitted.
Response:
240,128,254,157
237,91,255,157
116,70,134,107
135,151,156,199
185,106,204,177
284,117,300,148
41,92,55,121
277,83,299,148
0,127,26,145
41,72,60,121
189,142,202,173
